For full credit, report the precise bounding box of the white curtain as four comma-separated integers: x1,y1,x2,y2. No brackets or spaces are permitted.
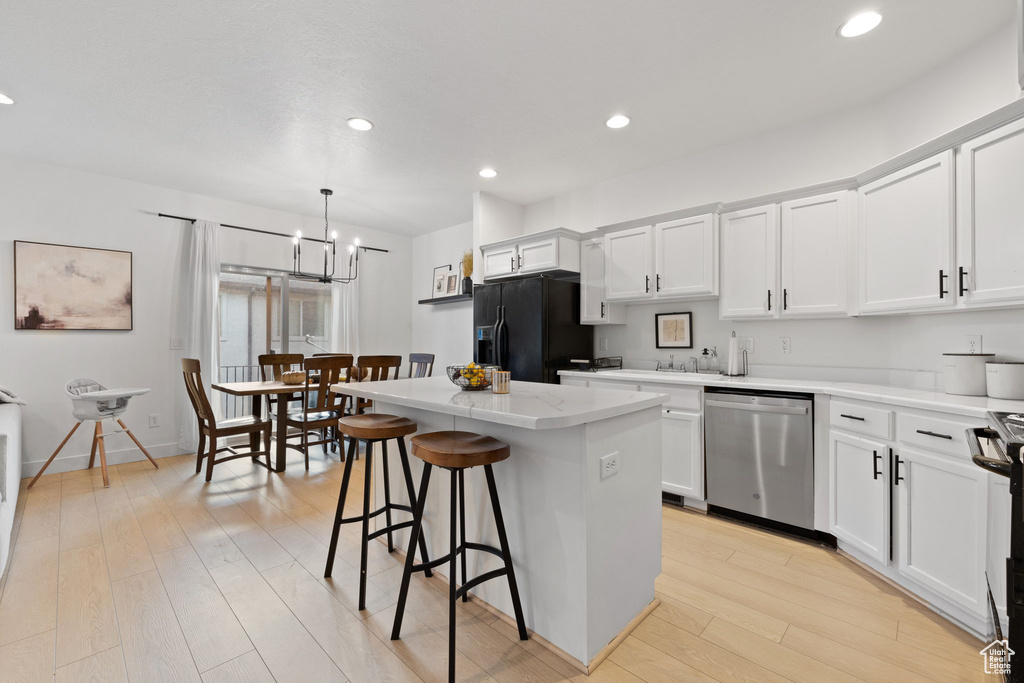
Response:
330,276,360,356
180,220,221,451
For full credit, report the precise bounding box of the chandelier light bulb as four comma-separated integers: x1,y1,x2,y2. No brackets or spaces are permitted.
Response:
353,237,360,246
292,237,298,245
331,231,338,240
348,245,355,254
295,230,302,239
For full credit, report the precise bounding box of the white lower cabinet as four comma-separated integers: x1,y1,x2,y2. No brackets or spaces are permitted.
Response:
829,430,890,563
894,445,988,616
660,409,703,500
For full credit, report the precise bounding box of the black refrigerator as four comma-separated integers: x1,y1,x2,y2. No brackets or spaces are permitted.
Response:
473,276,593,384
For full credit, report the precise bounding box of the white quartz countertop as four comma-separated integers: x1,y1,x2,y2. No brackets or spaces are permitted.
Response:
558,369,1024,418
331,376,667,429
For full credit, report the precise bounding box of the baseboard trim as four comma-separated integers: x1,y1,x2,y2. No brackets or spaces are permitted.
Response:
19,441,187,478
584,597,660,674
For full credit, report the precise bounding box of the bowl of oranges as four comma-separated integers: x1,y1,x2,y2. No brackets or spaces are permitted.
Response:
447,363,498,391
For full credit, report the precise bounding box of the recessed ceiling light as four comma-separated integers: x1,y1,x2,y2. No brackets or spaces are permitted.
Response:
838,11,882,38
0,93,13,105
605,114,630,129
347,117,373,131
479,168,498,179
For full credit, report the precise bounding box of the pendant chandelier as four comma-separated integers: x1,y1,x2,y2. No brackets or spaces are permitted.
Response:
292,188,360,283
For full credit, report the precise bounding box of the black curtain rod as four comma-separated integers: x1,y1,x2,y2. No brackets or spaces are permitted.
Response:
157,212,389,253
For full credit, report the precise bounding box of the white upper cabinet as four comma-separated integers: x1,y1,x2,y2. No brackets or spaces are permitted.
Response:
857,151,956,314
779,191,850,317
957,117,1024,305
604,226,654,301
719,204,777,319
481,244,517,279
517,235,559,274
580,239,625,324
480,229,581,281
654,214,718,297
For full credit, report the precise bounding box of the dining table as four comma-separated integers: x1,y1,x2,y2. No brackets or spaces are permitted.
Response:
211,379,345,472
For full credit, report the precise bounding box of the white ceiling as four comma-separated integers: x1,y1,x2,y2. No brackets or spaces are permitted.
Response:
0,1,1015,236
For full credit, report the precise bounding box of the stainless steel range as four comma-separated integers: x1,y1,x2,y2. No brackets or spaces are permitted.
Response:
969,412,1024,682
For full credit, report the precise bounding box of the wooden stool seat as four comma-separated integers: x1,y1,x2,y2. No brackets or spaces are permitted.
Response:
338,414,417,440
393,430,527,681
410,431,510,469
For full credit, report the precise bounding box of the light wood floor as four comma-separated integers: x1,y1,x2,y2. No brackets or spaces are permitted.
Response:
0,446,990,682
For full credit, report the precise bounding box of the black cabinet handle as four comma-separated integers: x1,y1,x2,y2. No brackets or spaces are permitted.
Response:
894,455,905,485
783,288,788,310
958,266,967,296
767,289,772,311
873,450,882,480
938,269,948,298
510,256,514,271
645,275,650,293
656,274,661,292
916,429,952,440
600,302,605,318
840,414,865,421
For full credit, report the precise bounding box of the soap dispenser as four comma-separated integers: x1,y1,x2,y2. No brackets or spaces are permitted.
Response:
697,348,711,373
709,346,720,374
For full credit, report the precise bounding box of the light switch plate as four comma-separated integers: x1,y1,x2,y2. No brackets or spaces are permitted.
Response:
170,337,185,350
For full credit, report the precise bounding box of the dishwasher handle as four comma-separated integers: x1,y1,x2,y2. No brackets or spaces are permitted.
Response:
704,399,808,416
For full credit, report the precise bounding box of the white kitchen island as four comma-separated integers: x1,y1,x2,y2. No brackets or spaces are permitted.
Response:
332,376,666,669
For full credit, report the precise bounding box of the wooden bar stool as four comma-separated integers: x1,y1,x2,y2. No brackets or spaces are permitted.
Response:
391,431,528,682
324,413,433,611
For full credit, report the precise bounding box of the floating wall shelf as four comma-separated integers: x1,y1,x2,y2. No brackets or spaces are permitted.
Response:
418,292,473,305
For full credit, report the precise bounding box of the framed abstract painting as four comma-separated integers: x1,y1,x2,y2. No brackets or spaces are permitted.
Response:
14,241,133,330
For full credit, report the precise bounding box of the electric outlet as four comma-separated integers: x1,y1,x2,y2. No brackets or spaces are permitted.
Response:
780,337,791,354
600,452,619,480
966,335,983,354
599,337,608,351
170,337,184,350
738,336,754,353
148,414,160,428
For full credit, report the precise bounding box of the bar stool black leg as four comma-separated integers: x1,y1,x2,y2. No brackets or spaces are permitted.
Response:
458,468,468,602
358,441,374,610
392,463,433,640
397,438,433,577
448,468,458,683
324,437,358,578
484,464,528,640
381,439,395,552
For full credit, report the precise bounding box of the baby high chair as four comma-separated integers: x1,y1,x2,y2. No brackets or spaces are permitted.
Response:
27,379,159,489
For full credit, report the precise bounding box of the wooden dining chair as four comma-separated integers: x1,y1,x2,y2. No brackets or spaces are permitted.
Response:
182,358,272,482
285,355,353,470
354,355,402,414
311,353,356,450
258,352,304,413
408,353,435,378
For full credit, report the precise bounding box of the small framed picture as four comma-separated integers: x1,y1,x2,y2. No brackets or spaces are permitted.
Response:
445,272,459,296
432,265,451,298
655,312,693,349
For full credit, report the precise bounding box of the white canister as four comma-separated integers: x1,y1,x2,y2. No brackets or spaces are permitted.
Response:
986,362,1024,400
943,353,994,396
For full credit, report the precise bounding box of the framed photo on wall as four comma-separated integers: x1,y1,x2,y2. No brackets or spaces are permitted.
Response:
14,241,133,330
432,265,451,299
655,312,693,349
445,272,459,296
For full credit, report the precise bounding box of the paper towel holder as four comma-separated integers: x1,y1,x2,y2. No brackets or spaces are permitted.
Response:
723,331,749,377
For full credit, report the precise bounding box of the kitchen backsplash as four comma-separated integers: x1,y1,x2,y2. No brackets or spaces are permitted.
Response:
597,299,1024,391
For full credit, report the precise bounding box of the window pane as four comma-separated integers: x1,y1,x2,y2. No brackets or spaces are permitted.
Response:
287,279,331,348
218,272,282,419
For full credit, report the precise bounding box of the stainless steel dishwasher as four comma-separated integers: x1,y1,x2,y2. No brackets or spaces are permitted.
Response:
704,388,814,531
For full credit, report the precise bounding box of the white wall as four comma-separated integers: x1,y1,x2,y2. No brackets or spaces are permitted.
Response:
410,221,474,372
522,23,1023,234
0,154,412,477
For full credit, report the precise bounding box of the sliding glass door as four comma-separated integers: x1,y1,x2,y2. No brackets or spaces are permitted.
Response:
218,267,333,418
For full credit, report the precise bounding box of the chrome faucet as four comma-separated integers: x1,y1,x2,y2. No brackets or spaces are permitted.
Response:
668,354,675,370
